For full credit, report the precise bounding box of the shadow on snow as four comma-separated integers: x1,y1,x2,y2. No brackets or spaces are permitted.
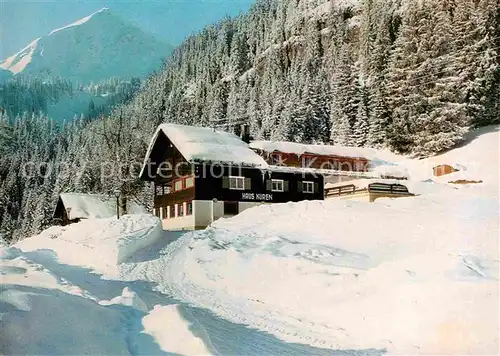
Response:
4,241,385,356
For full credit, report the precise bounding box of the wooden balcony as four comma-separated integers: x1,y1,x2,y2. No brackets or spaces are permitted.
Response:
325,183,414,202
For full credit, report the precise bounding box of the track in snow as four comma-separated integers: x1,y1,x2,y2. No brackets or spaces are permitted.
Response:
119,231,385,355
17,243,382,355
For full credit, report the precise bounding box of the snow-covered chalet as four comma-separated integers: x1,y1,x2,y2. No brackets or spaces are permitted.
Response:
139,124,324,230
53,193,146,225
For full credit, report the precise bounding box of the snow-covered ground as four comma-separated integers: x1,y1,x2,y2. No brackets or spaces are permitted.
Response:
1,125,499,354
1,216,342,355
126,125,499,354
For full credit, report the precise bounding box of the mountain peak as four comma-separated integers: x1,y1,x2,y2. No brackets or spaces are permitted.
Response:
0,7,172,82
48,7,111,36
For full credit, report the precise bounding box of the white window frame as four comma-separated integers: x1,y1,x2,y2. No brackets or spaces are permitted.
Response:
271,179,284,192
303,181,314,194
229,176,245,190
174,180,183,191
185,176,194,189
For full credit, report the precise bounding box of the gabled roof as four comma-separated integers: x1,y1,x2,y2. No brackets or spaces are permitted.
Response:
249,140,377,160
54,193,146,220
140,124,268,179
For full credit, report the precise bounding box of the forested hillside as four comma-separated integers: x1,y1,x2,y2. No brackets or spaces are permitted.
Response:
0,0,498,241
0,76,142,121
134,0,499,155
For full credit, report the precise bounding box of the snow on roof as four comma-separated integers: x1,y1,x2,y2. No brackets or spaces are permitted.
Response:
57,193,146,220
249,140,380,160
140,124,267,177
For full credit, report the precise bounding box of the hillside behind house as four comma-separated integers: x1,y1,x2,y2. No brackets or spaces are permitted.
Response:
130,0,499,155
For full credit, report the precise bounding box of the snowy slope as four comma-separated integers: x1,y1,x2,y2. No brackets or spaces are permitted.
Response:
1,241,211,355
0,8,172,83
2,215,338,355
125,125,500,354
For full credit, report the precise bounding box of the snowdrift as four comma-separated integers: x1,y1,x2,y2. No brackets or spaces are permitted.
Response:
15,214,162,277
0,215,212,355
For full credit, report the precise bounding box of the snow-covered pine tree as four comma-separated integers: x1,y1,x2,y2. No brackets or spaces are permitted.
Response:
353,83,370,147
329,47,358,146
412,0,470,155
386,2,424,153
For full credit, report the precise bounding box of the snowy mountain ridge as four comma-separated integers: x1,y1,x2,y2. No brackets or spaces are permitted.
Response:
0,7,172,84
48,7,109,36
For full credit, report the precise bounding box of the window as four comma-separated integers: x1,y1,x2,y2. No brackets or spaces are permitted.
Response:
271,153,281,165
178,203,184,217
170,205,175,219
271,179,284,192
341,163,352,172
303,181,314,194
185,176,194,188
186,201,193,215
174,180,183,191
355,161,365,172
229,176,245,190
329,160,339,170
301,156,314,168
162,207,168,219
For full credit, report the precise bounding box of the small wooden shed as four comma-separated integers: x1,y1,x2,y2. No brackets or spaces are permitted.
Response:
53,193,146,226
433,164,459,177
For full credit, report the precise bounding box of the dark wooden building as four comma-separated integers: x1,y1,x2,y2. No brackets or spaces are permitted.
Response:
249,140,371,172
140,124,324,230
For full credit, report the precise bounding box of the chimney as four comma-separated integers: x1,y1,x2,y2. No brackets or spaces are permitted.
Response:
241,124,251,143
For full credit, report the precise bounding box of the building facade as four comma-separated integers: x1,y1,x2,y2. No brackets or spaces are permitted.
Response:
140,124,324,230
249,140,371,172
